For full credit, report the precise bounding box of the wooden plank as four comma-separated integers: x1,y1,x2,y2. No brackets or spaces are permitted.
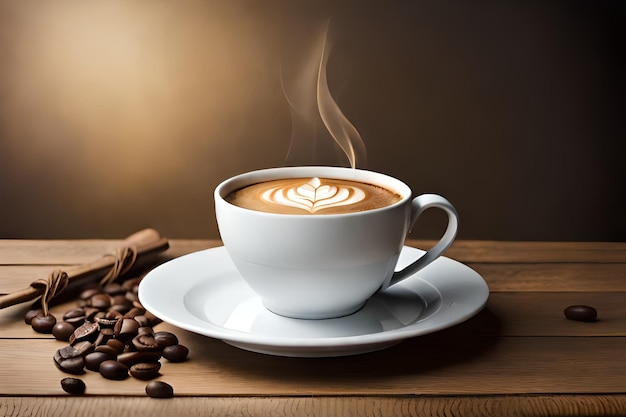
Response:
439,240,626,263
482,292,626,336
469,263,626,292
3,292,625,339
2,259,625,298
0,240,220,265
1,327,626,396
2,240,626,265
2,395,626,417
167,240,626,264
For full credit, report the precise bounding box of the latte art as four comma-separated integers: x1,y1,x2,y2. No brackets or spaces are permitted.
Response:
226,177,402,215
262,177,365,213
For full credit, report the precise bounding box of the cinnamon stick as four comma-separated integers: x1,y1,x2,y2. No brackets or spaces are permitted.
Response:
0,228,169,309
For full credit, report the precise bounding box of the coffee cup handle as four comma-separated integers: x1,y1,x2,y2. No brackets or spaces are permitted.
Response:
381,194,459,290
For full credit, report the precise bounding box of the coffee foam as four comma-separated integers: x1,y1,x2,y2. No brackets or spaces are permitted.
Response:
226,177,402,215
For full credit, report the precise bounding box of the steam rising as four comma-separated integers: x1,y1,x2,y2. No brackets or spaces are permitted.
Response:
282,21,366,169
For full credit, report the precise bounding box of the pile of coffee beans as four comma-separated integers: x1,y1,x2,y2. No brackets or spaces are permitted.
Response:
25,277,188,398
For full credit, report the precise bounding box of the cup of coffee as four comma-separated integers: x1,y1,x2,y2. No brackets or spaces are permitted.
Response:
214,166,459,319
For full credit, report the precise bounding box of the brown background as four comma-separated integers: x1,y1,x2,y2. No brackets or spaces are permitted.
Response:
0,0,623,241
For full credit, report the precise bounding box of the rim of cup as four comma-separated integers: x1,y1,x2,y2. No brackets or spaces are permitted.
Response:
215,166,413,218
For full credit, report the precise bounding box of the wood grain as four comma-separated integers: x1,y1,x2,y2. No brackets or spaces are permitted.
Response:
2,292,625,338
2,239,626,265
2,327,626,396
1,239,625,417
2,395,626,417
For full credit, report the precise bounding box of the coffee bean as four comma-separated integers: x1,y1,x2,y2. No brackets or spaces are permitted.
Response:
138,326,154,336
83,307,101,322
89,293,111,310
24,309,43,325
110,295,133,314
132,334,161,352
133,315,151,327
60,377,86,395
125,291,139,303
52,322,75,342
80,287,102,300
58,345,82,359
103,283,125,296
99,360,129,380
106,339,125,354
117,351,161,367
123,307,145,319
63,308,86,327
154,331,178,348
114,318,140,342
564,305,597,322
54,350,85,375
162,345,189,363
94,344,118,356
31,313,57,333
94,327,115,346
95,311,122,328
130,362,161,380
72,341,95,357
145,381,174,398
70,322,99,344
85,351,117,372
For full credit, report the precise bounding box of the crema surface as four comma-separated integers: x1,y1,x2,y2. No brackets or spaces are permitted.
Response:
225,177,402,215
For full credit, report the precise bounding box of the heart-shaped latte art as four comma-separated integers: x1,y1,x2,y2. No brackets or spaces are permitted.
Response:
261,177,366,213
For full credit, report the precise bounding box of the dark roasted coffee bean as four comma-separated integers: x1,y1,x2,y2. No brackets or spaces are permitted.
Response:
162,345,189,363
123,307,145,319
69,322,99,344
564,305,597,322
89,293,111,310
138,326,154,336
130,362,161,380
133,315,151,327
83,307,101,322
24,309,43,325
31,313,57,334
122,276,142,291
52,322,75,342
146,381,174,398
132,334,161,352
80,287,102,300
58,345,81,359
154,332,178,348
63,308,86,327
94,344,118,357
125,291,139,303
54,350,85,375
103,283,125,296
110,295,133,314
99,360,129,380
106,339,125,354
94,327,115,346
95,311,122,328
60,377,86,395
85,352,117,372
144,311,161,325
117,351,161,367
114,318,140,342
72,341,94,357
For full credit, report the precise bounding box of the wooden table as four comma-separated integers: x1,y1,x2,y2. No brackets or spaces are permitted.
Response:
1,238,625,416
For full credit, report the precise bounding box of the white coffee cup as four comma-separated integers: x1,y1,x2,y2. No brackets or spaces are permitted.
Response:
214,166,459,319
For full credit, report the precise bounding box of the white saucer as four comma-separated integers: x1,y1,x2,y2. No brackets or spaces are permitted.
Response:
138,246,489,357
